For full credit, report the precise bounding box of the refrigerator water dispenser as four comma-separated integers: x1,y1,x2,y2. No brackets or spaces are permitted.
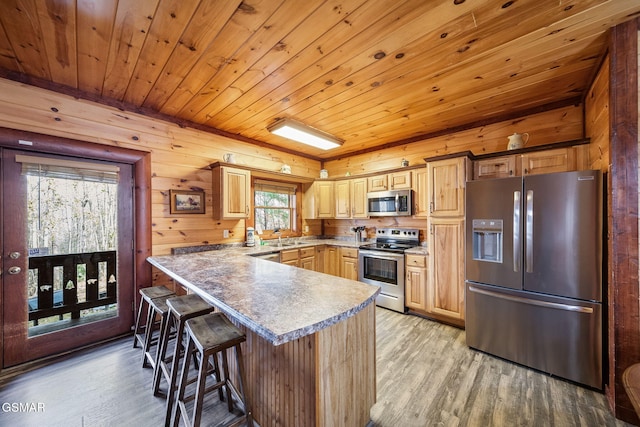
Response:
472,219,503,263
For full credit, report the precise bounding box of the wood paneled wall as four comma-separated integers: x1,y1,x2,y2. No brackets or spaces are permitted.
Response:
323,105,583,177
585,55,611,172
0,78,321,256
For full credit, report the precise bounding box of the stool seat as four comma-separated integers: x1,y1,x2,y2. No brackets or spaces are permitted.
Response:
133,285,175,350
141,286,175,300
188,314,245,351
172,313,253,427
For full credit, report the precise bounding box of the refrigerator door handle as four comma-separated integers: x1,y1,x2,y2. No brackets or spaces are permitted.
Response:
468,285,594,314
513,190,521,272
525,189,534,273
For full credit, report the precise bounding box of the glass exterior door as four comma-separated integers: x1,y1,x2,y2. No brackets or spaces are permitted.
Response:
2,149,134,367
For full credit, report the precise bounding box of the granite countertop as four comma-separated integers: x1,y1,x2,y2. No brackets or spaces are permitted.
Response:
147,245,380,346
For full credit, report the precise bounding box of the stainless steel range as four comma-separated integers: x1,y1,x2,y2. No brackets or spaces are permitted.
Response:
358,228,420,313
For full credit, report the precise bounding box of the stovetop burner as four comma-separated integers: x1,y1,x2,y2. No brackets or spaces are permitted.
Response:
359,228,420,253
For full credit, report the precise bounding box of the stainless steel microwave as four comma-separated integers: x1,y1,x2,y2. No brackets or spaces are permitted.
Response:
367,190,412,216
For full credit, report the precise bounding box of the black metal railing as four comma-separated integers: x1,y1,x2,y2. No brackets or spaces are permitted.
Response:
28,250,117,324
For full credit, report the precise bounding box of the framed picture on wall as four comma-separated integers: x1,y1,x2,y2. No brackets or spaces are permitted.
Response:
170,189,205,214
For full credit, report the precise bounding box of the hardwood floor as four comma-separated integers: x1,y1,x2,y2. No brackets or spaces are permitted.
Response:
0,308,630,426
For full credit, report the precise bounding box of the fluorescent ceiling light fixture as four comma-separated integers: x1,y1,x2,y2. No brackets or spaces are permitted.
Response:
267,118,343,150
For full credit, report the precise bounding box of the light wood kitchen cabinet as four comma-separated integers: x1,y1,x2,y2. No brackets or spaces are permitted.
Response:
280,248,299,267
325,246,340,276
335,178,368,219
303,181,334,219
299,247,316,271
425,154,468,327
427,156,468,218
521,147,576,175
315,245,326,272
411,167,428,218
339,247,359,280
472,145,590,180
212,165,251,220
427,218,465,322
367,174,388,192
280,247,316,270
473,155,518,179
388,170,411,190
335,180,351,218
405,254,427,311
351,177,368,218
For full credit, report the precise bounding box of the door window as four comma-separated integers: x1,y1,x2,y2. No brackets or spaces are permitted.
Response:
19,155,120,336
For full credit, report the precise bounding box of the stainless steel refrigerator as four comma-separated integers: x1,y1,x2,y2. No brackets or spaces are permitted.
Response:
465,170,603,389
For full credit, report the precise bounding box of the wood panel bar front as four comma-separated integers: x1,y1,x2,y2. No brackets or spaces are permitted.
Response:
225,303,376,427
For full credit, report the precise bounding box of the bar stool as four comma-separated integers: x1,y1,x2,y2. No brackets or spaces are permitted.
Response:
172,313,253,427
152,294,215,419
142,294,174,369
132,285,175,350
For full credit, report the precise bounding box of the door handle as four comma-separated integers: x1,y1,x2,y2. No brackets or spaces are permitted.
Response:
525,190,534,273
8,266,21,275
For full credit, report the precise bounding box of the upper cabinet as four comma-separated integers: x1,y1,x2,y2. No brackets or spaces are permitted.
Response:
367,174,388,192
472,144,589,180
427,157,468,218
303,180,334,219
335,178,368,219
473,155,517,180
411,167,428,218
212,165,251,220
388,170,411,190
351,177,368,218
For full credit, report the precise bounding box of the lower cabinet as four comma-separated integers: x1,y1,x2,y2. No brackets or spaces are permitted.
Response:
280,249,300,267
315,245,326,272
325,246,340,277
427,218,465,325
280,247,316,270
405,254,427,311
339,247,359,280
299,247,316,271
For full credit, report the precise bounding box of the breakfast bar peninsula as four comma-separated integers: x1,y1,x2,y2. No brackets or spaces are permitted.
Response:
147,249,379,427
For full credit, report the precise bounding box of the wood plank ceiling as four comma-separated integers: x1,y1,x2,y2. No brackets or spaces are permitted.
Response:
0,0,638,160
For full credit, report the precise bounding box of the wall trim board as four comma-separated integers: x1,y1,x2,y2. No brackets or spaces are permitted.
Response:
607,17,640,424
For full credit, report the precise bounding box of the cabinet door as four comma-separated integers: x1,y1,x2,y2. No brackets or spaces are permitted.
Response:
411,168,428,218
473,155,517,179
315,181,335,218
367,174,388,192
351,178,368,218
300,256,315,270
339,247,359,280
325,246,340,276
389,170,411,190
213,166,251,219
334,180,351,218
427,218,465,321
406,265,427,311
521,148,575,175
315,245,326,273
427,157,467,217
280,249,299,267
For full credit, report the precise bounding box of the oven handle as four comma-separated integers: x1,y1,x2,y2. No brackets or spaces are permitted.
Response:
358,250,405,261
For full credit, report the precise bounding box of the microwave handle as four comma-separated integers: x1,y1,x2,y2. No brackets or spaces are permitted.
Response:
395,194,399,213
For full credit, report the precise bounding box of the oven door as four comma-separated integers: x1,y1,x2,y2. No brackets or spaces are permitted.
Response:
358,250,406,313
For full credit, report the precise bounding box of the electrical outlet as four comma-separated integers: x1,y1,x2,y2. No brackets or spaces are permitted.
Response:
223,230,229,238
304,225,309,233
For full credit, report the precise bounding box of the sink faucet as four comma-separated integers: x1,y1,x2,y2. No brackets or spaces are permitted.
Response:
274,228,282,246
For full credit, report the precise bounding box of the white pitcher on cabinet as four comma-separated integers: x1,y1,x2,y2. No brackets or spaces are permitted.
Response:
507,132,529,150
